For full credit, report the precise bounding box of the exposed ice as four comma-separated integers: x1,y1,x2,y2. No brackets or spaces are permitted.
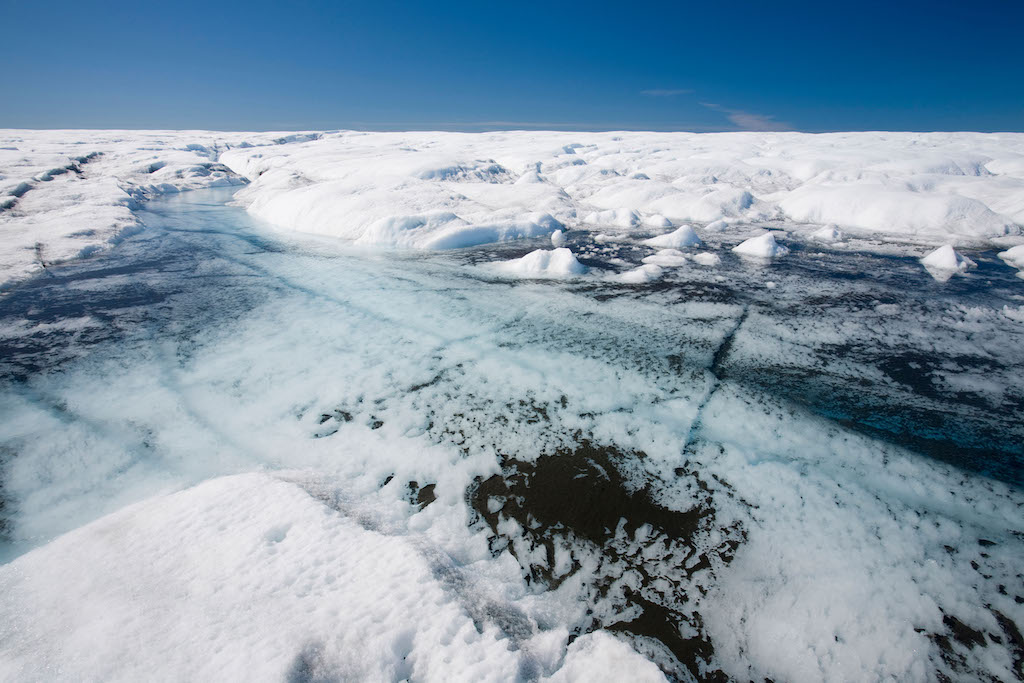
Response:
550,228,566,247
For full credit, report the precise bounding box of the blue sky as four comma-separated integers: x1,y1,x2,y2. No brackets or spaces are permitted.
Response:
2,0,1022,131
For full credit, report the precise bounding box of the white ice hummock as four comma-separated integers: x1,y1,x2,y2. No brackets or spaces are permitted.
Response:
495,247,587,278
732,232,790,258
921,245,977,273
642,224,703,248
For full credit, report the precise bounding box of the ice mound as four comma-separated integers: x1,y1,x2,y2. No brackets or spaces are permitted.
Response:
921,245,977,276
610,263,664,283
642,249,689,267
811,224,847,242
0,474,657,681
642,224,703,249
691,252,722,266
550,228,567,247
495,247,587,278
998,244,1024,270
584,207,641,227
732,232,790,258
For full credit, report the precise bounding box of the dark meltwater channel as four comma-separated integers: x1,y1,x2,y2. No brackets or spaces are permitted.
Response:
1,188,1022,681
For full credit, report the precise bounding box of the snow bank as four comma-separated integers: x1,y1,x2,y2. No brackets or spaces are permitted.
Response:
642,224,703,248
495,247,587,278
733,232,790,258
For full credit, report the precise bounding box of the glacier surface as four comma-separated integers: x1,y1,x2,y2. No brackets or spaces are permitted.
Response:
0,130,1023,682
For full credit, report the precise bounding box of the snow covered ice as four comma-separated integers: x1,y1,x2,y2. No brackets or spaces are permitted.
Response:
0,130,1023,682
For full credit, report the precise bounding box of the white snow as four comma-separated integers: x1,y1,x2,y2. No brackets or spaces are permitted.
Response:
732,231,790,258
642,224,703,249
550,228,566,247
495,247,587,278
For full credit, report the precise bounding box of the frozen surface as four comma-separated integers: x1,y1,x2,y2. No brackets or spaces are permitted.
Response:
642,225,703,249
0,189,1021,681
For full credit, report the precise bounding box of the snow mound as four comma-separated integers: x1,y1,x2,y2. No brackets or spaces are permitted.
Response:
495,247,587,278
643,224,703,249
921,245,977,273
733,232,790,258
0,473,656,681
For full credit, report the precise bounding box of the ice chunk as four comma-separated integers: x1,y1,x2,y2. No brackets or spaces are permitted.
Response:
732,232,790,258
550,229,567,247
643,224,703,249
998,244,1024,270
921,245,976,273
495,247,587,278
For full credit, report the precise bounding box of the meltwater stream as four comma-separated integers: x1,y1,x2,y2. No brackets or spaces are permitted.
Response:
0,189,1022,681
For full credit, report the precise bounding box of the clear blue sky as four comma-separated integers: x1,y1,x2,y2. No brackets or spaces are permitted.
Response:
2,0,1022,131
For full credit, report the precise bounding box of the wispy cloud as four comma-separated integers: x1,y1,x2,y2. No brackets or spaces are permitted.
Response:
640,88,693,97
700,102,793,132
